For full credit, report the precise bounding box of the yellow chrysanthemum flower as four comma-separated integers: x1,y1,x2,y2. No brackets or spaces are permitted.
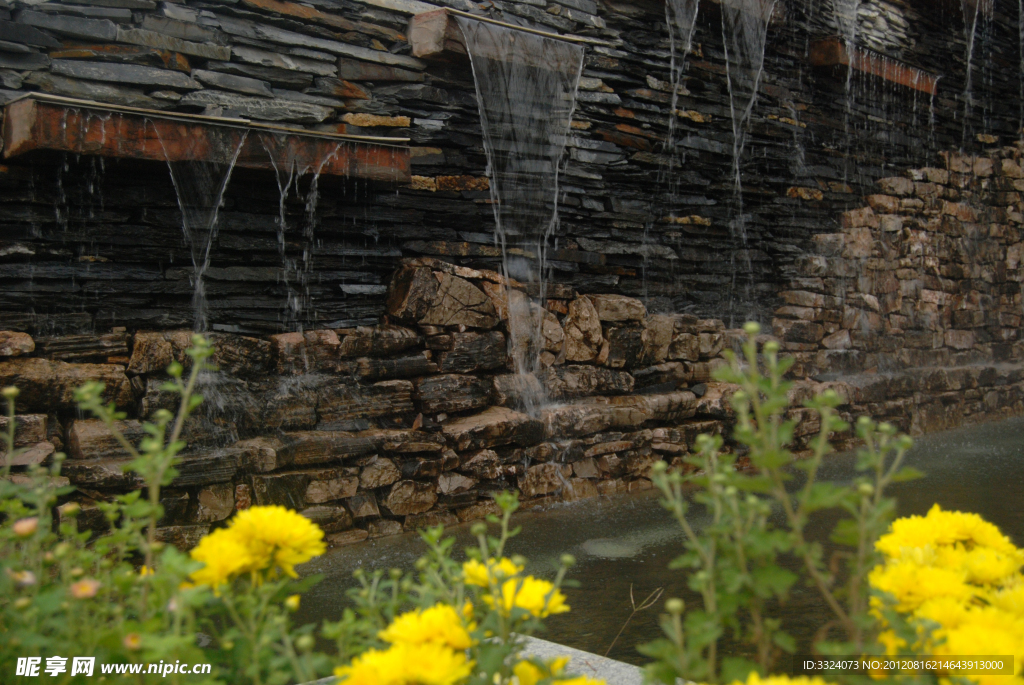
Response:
463,557,523,587
868,559,975,612
934,616,1024,685
877,505,1022,559
334,642,473,685
990,582,1024,617
731,673,838,685
228,505,326,578
379,603,475,650
189,527,256,590
513,657,571,685
484,576,570,618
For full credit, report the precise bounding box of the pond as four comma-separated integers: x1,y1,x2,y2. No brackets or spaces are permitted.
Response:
297,417,1024,666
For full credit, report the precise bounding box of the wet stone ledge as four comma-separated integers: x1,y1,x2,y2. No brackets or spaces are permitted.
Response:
3,258,1024,547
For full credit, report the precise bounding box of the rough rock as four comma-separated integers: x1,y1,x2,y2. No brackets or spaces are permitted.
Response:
442,407,544,451
0,331,34,357
457,449,501,479
518,462,572,498
383,479,437,515
431,331,506,374
0,414,47,446
538,365,634,400
195,483,235,522
338,325,421,358
563,297,604,362
587,294,647,322
0,358,133,412
416,374,492,414
359,455,401,489
67,419,145,460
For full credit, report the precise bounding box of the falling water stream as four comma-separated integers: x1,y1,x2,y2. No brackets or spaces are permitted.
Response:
156,125,248,332
720,0,776,323
457,16,584,412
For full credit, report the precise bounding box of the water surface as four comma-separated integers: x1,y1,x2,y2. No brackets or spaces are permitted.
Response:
298,417,1024,665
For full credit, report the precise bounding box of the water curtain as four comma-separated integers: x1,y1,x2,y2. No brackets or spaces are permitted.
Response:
457,16,584,407
157,124,248,332
661,0,700,211
960,0,992,146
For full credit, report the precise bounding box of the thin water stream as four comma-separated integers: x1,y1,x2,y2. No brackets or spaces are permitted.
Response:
297,417,1024,664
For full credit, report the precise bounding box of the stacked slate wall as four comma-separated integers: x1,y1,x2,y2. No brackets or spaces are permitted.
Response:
0,0,1022,330
4,258,1023,546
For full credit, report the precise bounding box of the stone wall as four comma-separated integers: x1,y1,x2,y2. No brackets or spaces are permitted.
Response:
0,0,1022,331
4,256,1023,546
772,146,1024,379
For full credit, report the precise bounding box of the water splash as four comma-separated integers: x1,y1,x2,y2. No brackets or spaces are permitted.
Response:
457,16,584,413
721,0,776,323
960,0,991,147
155,124,248,332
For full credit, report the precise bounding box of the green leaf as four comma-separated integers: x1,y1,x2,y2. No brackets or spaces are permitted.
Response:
889,466,925,483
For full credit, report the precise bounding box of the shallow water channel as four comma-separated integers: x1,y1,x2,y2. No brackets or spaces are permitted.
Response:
297,417,1024,665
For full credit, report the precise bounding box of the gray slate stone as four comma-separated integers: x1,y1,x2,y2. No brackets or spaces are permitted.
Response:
206,60,314,89
0,18,61,47
33,4,132,19
192,68,272,96
0,39,33,52
141,14,223,44
0,52,48,70
64,0,155,8
212,14,426,70
115,27,231,60
25,71,165,108
51,59,202,89
16,10,116,41
180,90,333,122
230,45,336,77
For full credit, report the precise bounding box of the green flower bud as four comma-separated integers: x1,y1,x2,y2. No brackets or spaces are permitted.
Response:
296,635,315,652
2,386,20,401
743,322,761,336
763,340,780,355
560,554,576,568
470,522,487,537
665,598,684,614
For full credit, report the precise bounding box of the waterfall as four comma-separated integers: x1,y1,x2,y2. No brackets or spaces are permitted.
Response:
960,0,991,146
720,0,776,322
833,0,860,181
156,125,247,332
1020,0,1023,140
456,16,584,413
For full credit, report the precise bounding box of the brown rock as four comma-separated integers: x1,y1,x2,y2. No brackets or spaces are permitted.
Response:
604,325,645,369
326,528,369,546
386,267,439,322
317,380,415,425
359,455,401,489
564,478,599,500
338,325,421,358
305,472,359,503
433,331,506,374
437,472,477,495
0,414,47,447
587,294,647,322
367,518,403,537
127,330,192,375
668,332,700,361
345,492,380,519
640,315,673,365
67,419,145,460
563,297,604,362
492,373,545,407
195,483,235,522
540,403,613,439
458,449,501,479
0,331,35,357
404,510,458,531
416,374,492,414
301,504,354,533
456,500,501,522
0,441,55,468
154,525,208,551
383,480,437,515
518,462,572,498
442,407,544,451
538,365,634,400
0,358,133,412
421,272,499,329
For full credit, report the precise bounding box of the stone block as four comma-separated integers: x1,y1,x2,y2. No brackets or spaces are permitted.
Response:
0,359,133,412
639,315,674,365
195,483,235,522
563,296,604,362
154,525,208,551
327,528,369,546
866,194,900,213
300,504,353,533
433,331,506,373
668,332,700,361
305,472,359,503
338,325,421,358
383,480,437,515
127,330,192,375
416,374,492,414
0,331,34,357
367,518,402,538
604,324,644,369
345,493,380,519
404,510,457,531
67,419,145,460
945,330,975,350
359,455,401,489
442,407,544,451
538,365,634,400
492,373,545,408
877,176,914,196
0,414,47,447
456,500,501,522
457,449,501,479
586,294,647,321
317,380,414,424
518,462,572,498
0,441,55,468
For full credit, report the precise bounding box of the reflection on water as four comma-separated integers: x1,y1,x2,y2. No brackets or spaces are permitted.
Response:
297,417,1024,665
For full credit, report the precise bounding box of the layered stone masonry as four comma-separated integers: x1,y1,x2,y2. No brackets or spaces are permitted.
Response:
5,257,1024,547
1,0,1020,331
